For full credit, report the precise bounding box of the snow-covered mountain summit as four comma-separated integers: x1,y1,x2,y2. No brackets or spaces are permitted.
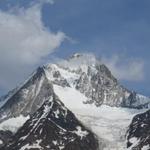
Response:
42,53,150,109
1,52,148,113
0,61,99,150
0,53,149,150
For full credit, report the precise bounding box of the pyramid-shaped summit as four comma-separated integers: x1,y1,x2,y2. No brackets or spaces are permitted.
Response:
0,53,150,150
1,93,98,150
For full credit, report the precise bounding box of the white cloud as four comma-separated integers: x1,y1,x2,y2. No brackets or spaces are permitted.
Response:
0,2,66,91
57,53,97,69
55,52,145,82
39,0,55,4
0,5,66,65
101,55,145,81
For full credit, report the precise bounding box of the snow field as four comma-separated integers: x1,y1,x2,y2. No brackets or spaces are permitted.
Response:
54,84,147,150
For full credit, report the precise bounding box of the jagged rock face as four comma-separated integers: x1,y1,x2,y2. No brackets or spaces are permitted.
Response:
0,53,149,150
0,88,18,108
0,54,149,121
124,92,150,109
127,110,150,150
0,61,99,150
49,55,150,108
0,130,13,148
75,64,130,107
0,67,54,121
1,94,98,150
44,65,70,87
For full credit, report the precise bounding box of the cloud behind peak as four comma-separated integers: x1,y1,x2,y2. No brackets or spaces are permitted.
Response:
0,1,66,91
102,54,145,82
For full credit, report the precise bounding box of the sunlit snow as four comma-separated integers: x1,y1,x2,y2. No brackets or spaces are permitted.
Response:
0,115,29,133
54,84,147,150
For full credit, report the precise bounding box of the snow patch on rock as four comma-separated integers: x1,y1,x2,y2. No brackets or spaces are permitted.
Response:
54,84,147,150
142,145,150,150
0,115,29,133
73,126,88,139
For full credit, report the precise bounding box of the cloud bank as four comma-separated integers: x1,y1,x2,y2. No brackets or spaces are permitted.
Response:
0,2,66,91
54,52,145,82
101,55,145,81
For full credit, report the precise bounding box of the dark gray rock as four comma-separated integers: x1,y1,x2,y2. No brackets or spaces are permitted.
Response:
75,63,149,108
0,130,13,148
127,110,150,149
0,67,53,121
1,94,99,150
0,53,149,150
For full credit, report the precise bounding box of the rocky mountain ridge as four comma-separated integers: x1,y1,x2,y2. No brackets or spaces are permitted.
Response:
0,53,149,150
44,54,150,109
1,92,98,150
127,110,150,150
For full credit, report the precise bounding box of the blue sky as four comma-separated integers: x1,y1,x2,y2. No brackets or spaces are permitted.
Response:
0,0,150,96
